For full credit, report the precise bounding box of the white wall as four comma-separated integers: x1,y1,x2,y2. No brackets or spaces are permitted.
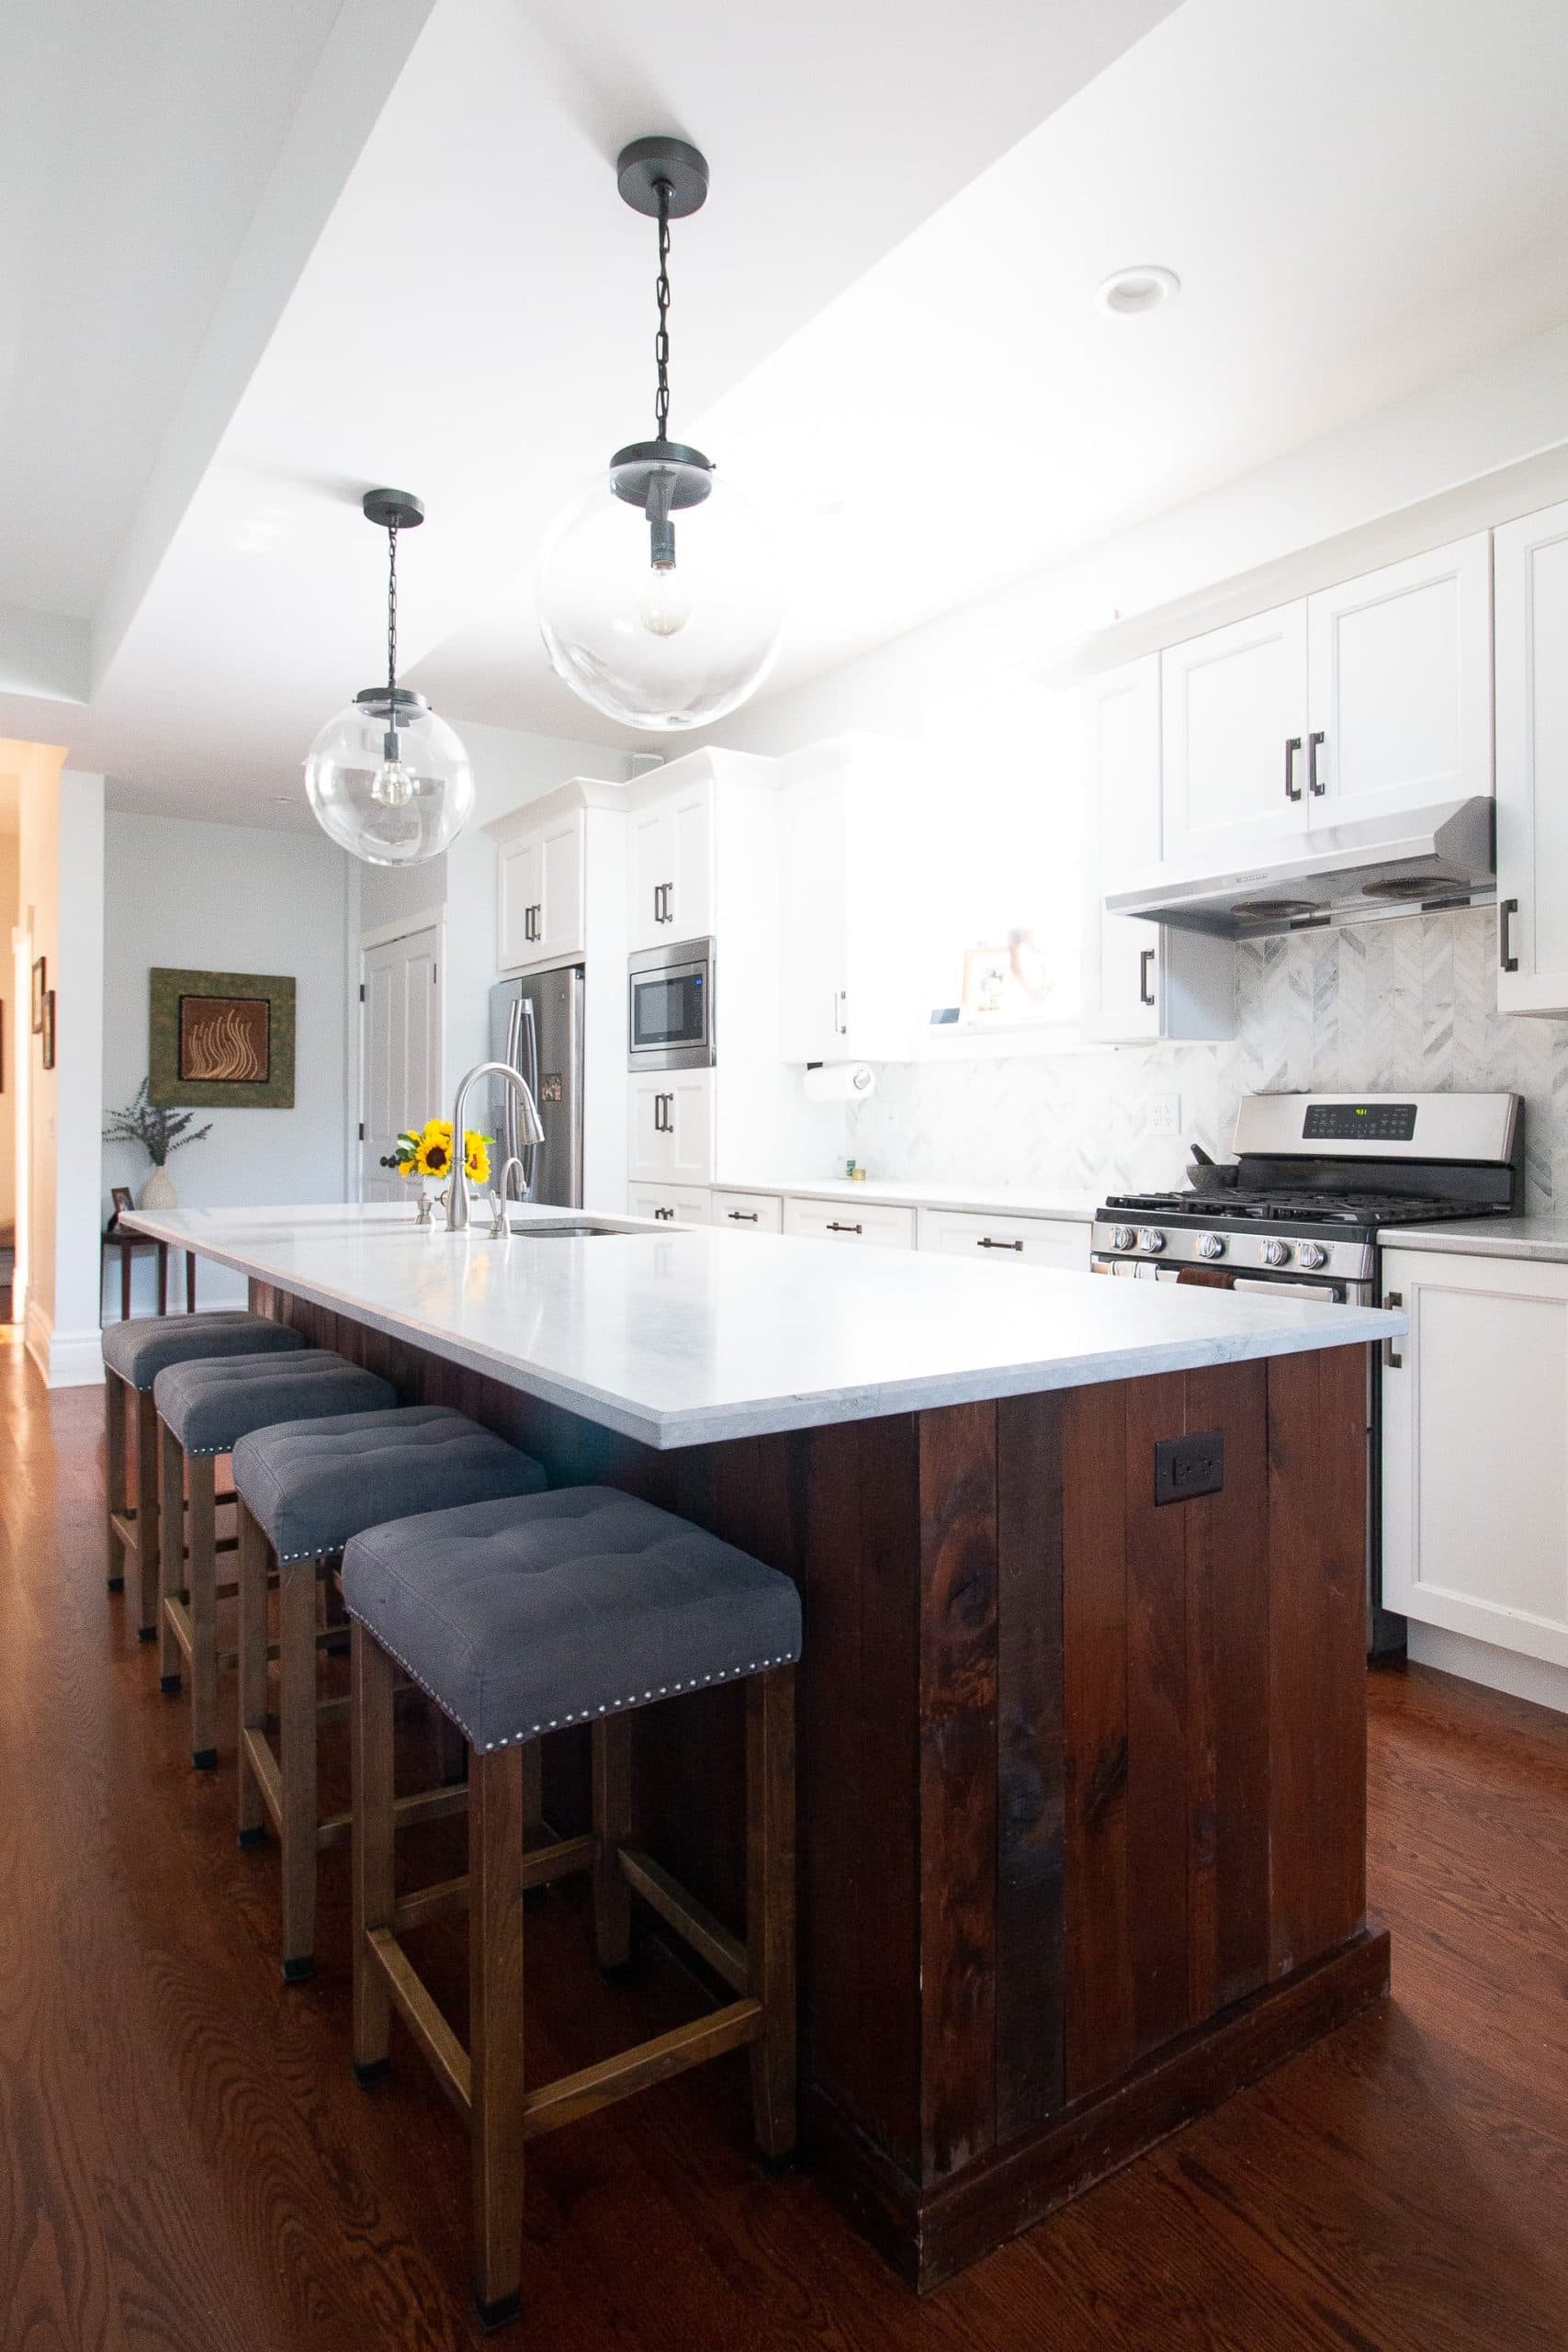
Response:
0,831,17,1232
12,752,107,1382
101,810,354,1310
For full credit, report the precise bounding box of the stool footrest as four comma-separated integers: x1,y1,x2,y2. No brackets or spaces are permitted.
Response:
522,1998,762,2142
617,1845,748,1994
393,1835,592,1935
367,1926,472,2118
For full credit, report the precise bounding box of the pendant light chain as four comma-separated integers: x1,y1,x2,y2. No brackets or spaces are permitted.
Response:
386,522,400,695
654,179,672,442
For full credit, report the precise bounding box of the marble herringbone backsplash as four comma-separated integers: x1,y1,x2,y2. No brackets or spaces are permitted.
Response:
847,907,1568,1211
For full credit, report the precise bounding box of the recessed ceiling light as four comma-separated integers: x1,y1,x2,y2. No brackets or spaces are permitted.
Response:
1096,264,1180,318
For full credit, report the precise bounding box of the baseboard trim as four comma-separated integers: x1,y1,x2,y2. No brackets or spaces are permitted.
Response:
26,1302,106,1387
1405,1623,1568,1717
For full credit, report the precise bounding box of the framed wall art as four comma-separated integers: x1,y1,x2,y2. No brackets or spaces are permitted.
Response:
148,967,296,1109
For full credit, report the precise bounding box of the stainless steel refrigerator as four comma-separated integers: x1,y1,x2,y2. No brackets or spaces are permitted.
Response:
488,965,584,1206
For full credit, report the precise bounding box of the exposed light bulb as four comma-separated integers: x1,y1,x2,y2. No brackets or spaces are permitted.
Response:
371,730,416,808
637,562,694,638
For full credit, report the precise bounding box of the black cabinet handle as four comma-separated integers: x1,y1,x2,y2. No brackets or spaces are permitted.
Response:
826,1221,863,1236
1383,1290,1403,1371
1499,898,1519,974
1307,729,1325,797
653,882,673,924
652,1092,672,1134
727,1210,759,1223
1138,947,1156,1007
1284,736,1303,801
977,1237,1024,1252
654,1205,673,1221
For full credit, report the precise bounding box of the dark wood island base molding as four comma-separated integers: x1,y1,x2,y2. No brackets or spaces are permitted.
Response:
808,1924,1391,2290
252,1280,1382,2290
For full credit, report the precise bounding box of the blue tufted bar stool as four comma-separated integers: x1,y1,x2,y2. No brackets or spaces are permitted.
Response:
230,1406,547,1982
341,1486,802,2330
152,1351,399,1769
101,1311,309,1643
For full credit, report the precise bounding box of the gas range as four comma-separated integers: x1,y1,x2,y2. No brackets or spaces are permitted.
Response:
1091,1092,1522,1295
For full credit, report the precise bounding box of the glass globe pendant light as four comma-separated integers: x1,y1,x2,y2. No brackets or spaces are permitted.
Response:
537,138,784,732
304,489,475,865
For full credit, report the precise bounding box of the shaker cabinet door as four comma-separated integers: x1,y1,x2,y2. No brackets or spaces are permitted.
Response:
1161,601,1309,865
1382,1247,1568,1670
1495,499,1568,1015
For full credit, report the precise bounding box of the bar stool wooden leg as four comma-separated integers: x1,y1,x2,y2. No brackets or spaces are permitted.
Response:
105,1370,127,1592
133,1391,161,1642
279,1559,321,1981
157,1422,186,1690
746,1665,797,2166
591,1714,635,1974
522,1741,544,1851
470,1743,525,2329
351,1622,396,2085
237,1503,270,1846
187,1457,219,1768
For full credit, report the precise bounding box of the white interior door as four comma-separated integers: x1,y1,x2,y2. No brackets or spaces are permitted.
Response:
361,925,442,1200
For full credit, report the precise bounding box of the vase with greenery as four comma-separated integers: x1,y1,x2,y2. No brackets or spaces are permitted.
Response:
102,1080,213,1211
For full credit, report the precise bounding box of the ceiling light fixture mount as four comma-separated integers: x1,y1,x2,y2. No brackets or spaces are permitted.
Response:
1096,263,1181,318
303,488,474,865
536,135,784,732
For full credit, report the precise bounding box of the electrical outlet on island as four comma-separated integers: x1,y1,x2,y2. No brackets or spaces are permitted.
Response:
1148,1092,1181,1137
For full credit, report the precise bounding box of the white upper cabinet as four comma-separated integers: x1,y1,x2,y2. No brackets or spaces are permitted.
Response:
1081,656,1234,1045
627,775,715,950
1495,499,1568,1016
1304,533,1492,827
1161,602,1309,865
497,806,585,969
1156,533,1494,874
778,736,931,1063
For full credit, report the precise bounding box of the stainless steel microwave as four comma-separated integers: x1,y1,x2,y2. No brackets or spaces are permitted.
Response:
627,937,716,1071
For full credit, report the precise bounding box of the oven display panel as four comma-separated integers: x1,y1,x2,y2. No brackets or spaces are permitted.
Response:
1302,1102,1416,1141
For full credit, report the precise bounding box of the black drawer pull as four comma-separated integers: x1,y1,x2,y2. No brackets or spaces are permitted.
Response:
826,1220,863,1235
1499,898,1519,974
728,1210,759,1223
977,1236,1024,1251
1284,736,1303,801
1383,1291,1403,1371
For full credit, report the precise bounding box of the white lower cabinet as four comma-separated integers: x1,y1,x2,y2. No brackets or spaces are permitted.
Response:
709,1188,783,1232
1382,1247,1568,1670
628,1182,711,1226
917,1206,1089,1271
783,1195,916,1250
627,1070,715,1187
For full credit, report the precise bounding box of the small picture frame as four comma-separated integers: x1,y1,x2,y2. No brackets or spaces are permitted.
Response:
31,956,46,1035
41,989,56,1071
961,945,1010,1020
108,1184,135,1230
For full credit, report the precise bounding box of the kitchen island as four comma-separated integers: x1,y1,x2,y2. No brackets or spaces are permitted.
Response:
126,1200,1402,2288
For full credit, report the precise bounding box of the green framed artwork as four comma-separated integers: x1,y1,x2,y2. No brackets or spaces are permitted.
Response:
149,967,296,1108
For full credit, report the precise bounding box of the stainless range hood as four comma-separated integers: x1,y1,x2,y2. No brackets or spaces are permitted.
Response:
1105,797,1495,938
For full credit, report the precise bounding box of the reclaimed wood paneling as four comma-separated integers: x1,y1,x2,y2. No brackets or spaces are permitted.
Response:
1267,1343,1369,1977
917,1403,999,2181
994,1393,1066,2139
1122,1371,1192,2061
1061,1379,1132,2101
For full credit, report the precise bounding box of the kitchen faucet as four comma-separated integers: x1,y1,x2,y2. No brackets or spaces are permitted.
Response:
446,1063,545,1233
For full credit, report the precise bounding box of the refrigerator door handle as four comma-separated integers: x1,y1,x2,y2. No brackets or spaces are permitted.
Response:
520,994,541,1199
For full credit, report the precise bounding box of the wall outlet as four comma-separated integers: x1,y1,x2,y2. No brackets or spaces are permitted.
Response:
1148,1092,1181,1136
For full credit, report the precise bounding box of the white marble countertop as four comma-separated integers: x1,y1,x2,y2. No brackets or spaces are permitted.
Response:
123,1201,1403,1452
1377,1216,1568,1265
716,1175,1102,1222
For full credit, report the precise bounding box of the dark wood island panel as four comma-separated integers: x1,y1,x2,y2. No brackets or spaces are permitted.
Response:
252,1281,1385,2290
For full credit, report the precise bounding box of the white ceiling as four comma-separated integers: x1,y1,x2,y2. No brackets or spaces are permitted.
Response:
2,0,1568,824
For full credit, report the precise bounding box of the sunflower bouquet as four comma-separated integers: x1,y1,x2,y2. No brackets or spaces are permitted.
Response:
388,1118,491,1187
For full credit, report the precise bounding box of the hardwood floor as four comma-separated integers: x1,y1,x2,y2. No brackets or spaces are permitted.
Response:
3,1335,1566,2352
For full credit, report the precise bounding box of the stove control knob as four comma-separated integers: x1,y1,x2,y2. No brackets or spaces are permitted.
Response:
1111,1224,1137,1252
1261,1238,1292,1268
1197,1231,1225,1261
1137,1227,1167,1254
1297,1241,1328,1271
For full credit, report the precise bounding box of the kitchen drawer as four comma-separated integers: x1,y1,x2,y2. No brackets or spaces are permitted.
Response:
628,1183,711,1227
710,1189,783,1233
783,1194,915,1250
917,1205,1088,1271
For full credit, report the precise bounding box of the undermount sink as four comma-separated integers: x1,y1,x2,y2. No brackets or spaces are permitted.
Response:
507,1219,626,1238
